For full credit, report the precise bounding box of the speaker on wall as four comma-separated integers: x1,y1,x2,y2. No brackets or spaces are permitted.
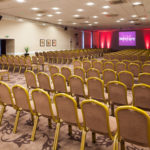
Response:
0,16,3,21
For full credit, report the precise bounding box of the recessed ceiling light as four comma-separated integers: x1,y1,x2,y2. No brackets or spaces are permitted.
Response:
77,9,84,12
141,17,147,20
47,14,53,17
55,11,62,14
93,16,98,18
132,1,142,5
37,14,43,17
131,15,137,18
52,7,59,10
116,20,120,23
58,19,62,21
73,14,80,17
18,18,24,22
35,18,40,20
58,22,62,24
102,5,110,9
84,21,89,23
42,23,46,26
16,0,25,3
31,7,39,11
102,12,108,15
120,18,125,21
88,24,92,26
94,22,98,24
72,22,77,25
86,2,95,6
130,21,134,23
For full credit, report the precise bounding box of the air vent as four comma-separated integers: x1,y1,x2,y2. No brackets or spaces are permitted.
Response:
106,14,118,17
108,0,126,4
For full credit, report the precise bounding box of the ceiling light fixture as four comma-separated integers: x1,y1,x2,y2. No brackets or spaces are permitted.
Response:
102,5,110,9
130,21,134,23
55,11,62,14
132,1,142,5
37,14,43,17
86,2,95,6
72,22,77,25
18,18,24,22
73,14,80,17
77,9,84,12
52,7,59,10
16,0,25,3
31,7,39,11
35,18,40,20
88,24,92,26
93,16,98,18
141,17,147,20
102,12,108,15
47,14,53,17
94,22,98,24
120,18,125,21
58,19,62,21
116,20,120,23
131,15,137,18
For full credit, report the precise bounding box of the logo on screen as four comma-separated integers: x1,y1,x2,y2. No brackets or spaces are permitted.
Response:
119,31,136,46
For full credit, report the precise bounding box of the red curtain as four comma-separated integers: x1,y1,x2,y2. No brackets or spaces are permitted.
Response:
93,31,99,48
143,29,150,49
84,31,91,49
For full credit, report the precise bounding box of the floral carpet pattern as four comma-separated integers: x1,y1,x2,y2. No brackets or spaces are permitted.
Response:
0,63,148,150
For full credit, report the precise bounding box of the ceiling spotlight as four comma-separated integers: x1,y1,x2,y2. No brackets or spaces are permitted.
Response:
18,18,24,22
37,14,43,17
141,17,147,20
84,21,89,23
131,15,137,18
102,12,108,15
31,7,39,11
52,7,59,10
77,9,84,12
58,22,62,24
35,17,40,20
132,1,142,5
42,23,46,26
88,24,92,26
55,11,62,14
16,0,25,3
94,22,98,24
73,14,80,17
58,19,62,21
47,14,53,17
116,20,120,23
86,2,95,6
130,21,134,23
93,16,98,18
102,5,110,9
120,18,125,21
72,22,77,25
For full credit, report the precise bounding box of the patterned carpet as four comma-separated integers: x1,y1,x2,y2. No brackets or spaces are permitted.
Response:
0,63,148,150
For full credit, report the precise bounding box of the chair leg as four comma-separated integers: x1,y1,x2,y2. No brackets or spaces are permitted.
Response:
76,96,80,108
68,124,72,136
52,122,61,150
80,129,87,150
31,114,34,124
111,104,114,116
92,132,96,143
31,115,39,141
13,110,21,133
120,139,125,150
0,105,6,126
48,118,52,128
19,66,22,73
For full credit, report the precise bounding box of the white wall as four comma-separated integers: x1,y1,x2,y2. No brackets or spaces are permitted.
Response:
0,19,82,55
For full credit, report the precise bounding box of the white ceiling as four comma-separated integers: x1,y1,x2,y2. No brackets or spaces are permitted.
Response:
0,0,150,29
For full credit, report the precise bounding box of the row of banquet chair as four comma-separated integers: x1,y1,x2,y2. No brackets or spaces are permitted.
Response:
104,49,150,62
0,81,150,150
35,48,105,64
73,59,150,77
0,55,48,73
24,70,150,115
48,64,150,89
